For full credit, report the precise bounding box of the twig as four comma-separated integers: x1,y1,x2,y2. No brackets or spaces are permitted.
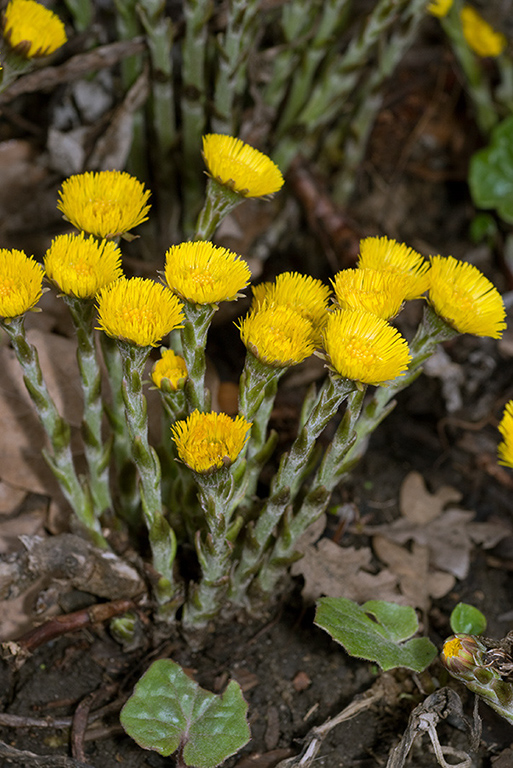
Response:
0,739,96,768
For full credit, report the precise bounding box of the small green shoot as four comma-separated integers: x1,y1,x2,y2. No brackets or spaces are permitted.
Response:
469,115,513,224
315,597,438,672
449,602,487,635
120,659,251,767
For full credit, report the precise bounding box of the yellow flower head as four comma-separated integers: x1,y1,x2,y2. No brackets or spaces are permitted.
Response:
331,268,412,320
0,248,44,319
164,241,251,304
96,277,184,348
322,309,411,386
3,0,67,58
428,255,506,338
427,0,453,18
358,236,430,299
44,233,123,299
57,171,151,239
238,304,316,368
251,271,331,333
460,5,507,58
151,349,188,391
171,410,252,474
202,134,284,198
498,400,513,469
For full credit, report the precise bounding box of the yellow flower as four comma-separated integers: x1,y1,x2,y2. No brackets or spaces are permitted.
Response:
164,241,251,304
427,0,453,18
238,305,316,368
151,349,188,391
498,400,513,469
44,233,123,299
322,309,411,386
251,272,331,333
3,0,67,58
171,410,252,473
0,248,44,319
358,236,430,299
57,171,151,239
442,636,464,661
460,5,507,58
96,277,184,348
331,268,412,320
202,134,284,198
428,255,506,338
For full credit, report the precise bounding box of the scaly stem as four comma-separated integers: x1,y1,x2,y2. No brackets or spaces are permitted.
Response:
1,316,107,548
230,374,355,604
64,296,112,517
101,333,140,527
180,301,216,413
194,178,243,241
118,341,179,610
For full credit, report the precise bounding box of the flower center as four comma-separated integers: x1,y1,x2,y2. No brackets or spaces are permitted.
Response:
443,637,463,659
345,336,377,365
0,278,16,296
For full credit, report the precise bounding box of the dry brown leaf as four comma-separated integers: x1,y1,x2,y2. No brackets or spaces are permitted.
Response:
291,537,401,604
399,471,462,524
372,535,455,612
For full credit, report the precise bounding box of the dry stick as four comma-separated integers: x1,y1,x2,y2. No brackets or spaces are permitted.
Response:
0,741,95,768
0,39,146,103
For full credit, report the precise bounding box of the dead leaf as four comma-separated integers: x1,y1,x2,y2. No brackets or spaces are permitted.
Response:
399,471,462,524
373,535,455,612
291,538,401,604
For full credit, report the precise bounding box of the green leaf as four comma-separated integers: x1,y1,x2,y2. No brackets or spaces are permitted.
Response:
315,597,438,672
450,602,487,636
469,115,513,224
120,659,251,768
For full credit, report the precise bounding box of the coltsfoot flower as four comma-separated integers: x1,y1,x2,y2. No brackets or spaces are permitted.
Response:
251,272,331,337
3,0,67,58
44,233,123,299
238,305,316,368
322,309,411,386
331,268,411,320
460,5,507,58
498,400,513,469
357,236,430,299
171,410,252,473
428,255,506,338
164,241,251,304
57,171,151,239
151,349,188,391
0,248,44,319
96,277,184,348
202,134,284,198
427,0,453,17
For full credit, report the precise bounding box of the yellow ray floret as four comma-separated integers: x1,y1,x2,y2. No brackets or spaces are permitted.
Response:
322,309,411,386
44,233,123,299
238,304,316,368
164,241,251,304
498,400,513,469
171,410,252,473
57,171,151,239
460,5,507,58
202,134,284,198
96,277,184,348
428,255,506,338
251,271,331,331
0,248,44,319
427,0,453,18
3,0,67,58
332,268,411,320
357,236,430,299
151,349,188,391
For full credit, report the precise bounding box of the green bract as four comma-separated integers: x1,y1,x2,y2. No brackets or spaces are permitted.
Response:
469,115,513,224
315,597,438,673
120,659,251,768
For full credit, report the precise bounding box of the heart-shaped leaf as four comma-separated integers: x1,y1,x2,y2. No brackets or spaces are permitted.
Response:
315,596,437,672
469,115,513,224
450,602,487,636
120,659,251,768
